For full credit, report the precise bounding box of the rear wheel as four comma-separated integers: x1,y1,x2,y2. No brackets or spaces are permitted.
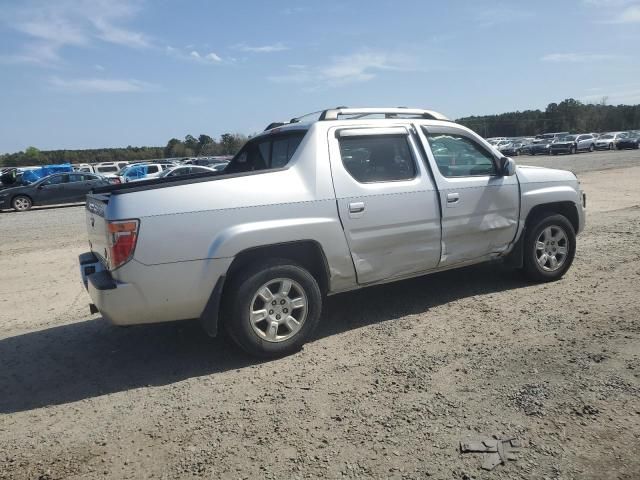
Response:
12,195,32,212
522,214,576,282
224,260,322,357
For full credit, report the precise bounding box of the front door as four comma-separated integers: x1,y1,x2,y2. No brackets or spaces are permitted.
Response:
418,125,520,266
35,174,71,205
328,126,441,284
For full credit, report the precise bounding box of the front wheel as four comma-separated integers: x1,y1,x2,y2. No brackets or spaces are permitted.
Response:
12,195,32,211
589,144,595,152
570,146,576,154
522,214,576,282
609,143,614,150
224,260,322,357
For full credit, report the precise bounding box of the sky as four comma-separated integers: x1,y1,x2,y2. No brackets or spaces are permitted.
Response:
0,0,639,153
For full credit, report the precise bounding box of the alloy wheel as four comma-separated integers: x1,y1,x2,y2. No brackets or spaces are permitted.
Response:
535,226,569,272
249,278,308,342
13,197,31,211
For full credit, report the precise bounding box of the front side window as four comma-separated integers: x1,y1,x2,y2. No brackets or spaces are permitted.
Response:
69,174,85,182
42,175,68,185
424,131,496,177
338,135,416,183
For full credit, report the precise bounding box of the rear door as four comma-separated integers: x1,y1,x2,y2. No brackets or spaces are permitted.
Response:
67,174,99,201
328,126,441,284
418,125,519,266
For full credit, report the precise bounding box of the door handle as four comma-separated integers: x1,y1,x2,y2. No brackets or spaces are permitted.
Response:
446,193,460,205
348,202,365,214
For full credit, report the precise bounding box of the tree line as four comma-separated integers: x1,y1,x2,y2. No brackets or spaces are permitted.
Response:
3,99,640,168
456,98,640,138
0,133,249,168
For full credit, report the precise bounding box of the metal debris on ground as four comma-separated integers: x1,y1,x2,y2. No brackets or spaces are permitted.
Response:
459,436,522,471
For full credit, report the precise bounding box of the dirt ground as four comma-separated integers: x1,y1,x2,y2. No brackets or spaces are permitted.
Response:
1,151,639,479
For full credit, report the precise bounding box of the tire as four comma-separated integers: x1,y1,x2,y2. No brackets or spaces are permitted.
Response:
12,195,32,212
570,146,576,154
224,259,322,358
589,144,595,152
609,143,614,150
522,213,576,282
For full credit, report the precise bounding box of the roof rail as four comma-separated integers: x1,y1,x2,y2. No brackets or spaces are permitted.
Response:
319,107,449,121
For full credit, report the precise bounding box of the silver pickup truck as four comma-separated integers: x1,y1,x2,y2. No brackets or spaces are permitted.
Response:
79,107,586,357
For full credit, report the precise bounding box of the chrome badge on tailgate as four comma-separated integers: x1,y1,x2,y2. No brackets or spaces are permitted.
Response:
86,197,106,217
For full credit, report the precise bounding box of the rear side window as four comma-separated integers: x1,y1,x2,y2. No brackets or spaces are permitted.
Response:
225,132,306,174
338,135,416,183
424,131,496,177
146,165,159,174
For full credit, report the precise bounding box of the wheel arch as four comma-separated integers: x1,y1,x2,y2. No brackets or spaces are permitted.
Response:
525,201,579,233
199,240,331,337
225,240,331,295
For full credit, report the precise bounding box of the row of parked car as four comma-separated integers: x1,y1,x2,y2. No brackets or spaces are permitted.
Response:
0,157,231,212
488,130,640,156
74,156,231,184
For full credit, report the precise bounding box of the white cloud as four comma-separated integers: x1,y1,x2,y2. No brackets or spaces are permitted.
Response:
49,76,159,93
269,50,416,88
205,52,222,62
0,0,151,66
167,46,222,64
236,43,289,53
541,52,623,62
610,5,640,22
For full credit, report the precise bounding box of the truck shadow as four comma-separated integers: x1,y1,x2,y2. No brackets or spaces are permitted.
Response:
0,263,527,414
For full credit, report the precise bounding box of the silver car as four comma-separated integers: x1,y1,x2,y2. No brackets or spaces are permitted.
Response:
80,107,586,357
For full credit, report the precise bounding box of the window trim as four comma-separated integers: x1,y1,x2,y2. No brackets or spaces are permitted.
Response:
337,132,419,184
421,126,499,178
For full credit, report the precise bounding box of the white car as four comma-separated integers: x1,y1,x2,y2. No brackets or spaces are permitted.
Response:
120,163,176,182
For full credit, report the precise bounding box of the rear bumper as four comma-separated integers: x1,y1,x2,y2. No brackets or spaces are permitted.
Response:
79,252,232,328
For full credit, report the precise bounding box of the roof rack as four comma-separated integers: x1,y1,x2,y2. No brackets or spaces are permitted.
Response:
318,107,449,121
263,107,449,132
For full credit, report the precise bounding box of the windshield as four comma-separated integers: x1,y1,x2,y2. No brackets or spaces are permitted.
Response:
600,134,614,139
122,165,147,178
560,135,577,141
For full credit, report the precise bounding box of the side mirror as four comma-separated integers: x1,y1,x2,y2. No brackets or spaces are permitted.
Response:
499,157,516,176
37,184,44,190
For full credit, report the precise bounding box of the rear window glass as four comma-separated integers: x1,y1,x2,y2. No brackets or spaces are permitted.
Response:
97,166,118,173
225,132,306,174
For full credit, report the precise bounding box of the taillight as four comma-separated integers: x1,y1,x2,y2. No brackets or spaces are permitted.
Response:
107,220,139,269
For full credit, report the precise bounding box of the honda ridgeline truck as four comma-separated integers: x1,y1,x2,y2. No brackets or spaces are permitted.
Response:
80,108,586,357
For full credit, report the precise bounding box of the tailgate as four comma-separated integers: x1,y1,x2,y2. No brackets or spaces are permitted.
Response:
86,194,110,267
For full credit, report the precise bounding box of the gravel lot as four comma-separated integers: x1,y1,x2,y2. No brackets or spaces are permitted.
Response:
1,150,639,479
